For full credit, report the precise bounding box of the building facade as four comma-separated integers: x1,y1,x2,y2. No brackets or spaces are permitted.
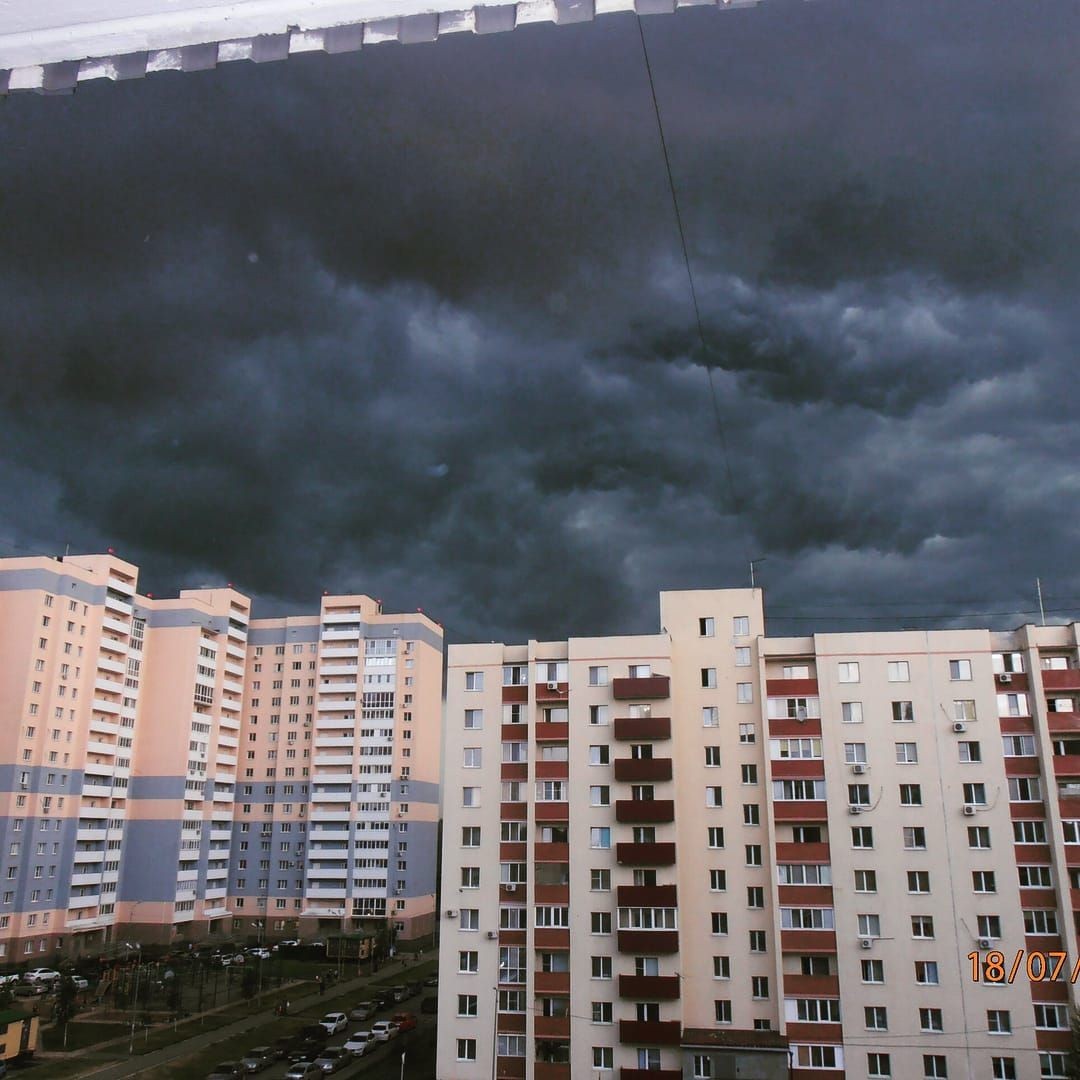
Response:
436,588,1079,1080
0,553,441,961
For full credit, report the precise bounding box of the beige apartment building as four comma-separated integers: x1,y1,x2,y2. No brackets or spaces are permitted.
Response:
0,553,441,960
436,588,1079,1080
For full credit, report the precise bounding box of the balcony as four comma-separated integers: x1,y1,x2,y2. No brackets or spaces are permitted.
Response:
94,677,124,696
618,1020,681,1045
533,1064,570,1080
774,841,830,863
502,684,528,704
533,971,569,994
613,716,671,741
535,682,569,703
535,802,569,822
617,885,677,907
101,616,130,635
534,928,570,949
618,974,680,999
773,800,828,822
615,799,674,824
613,758,672,782
766,677,819,696
612,676,670,701
534,722,569,742
1045,669,1080,692
92,696,121,715
617,930,679,954
534,1015,570,1039
780,929,837,953
314,754,354,767
616,842,676,866
534,843,569,863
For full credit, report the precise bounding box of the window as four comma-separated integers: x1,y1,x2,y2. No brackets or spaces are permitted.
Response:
868,1052,892,1078
707,827,725,849
456,1038,477,1061
591,1001,613,1024
637,1050,661,1070
749,930,767,952
738,723,755,744
888,661,910,682
842,701,863,724
915,961,939,985
736,683,753,703
991,1059,1016,1080
891,700,914,723
463,747,482,768
862,959,884,983
458,951,478,973
900,783,922,806
592,1047,613,1070
701,668,717,688
964,782,988,806
854,869,877,892
590,705,610,727
713,955,731,978
1035,1004,1068,1031
958,741,982,764
1017,820,1047,843
733,616,750,636
895,742,918,764
457,994,478,1016
912,915,935,939
852,826,874,849
714,999,732,1023
747,886,764,908
987,1010,1011,1034
1002,735,1036,757
591,869,611,891
745,844,762,866
590,785,611,806
464,672,484,691
968,826,991,849
838,662,860,683
461,867,480,888
734,647,751,667
628,664,651,678
954,699,977,721
741,764,757,784
464,708,482,729
849,784,871,807
751,975,768,998
743,804,760,825
589,666,608,686
972,870,996,893
858,913,881,938
920,1007,943,1032
590,828,611,849
1041,1053,1068,1079
701,706,719,727
705,746,722,767
711,912,729,935
590,911,611,934
710,869,726,891
706,786,723,808
459,909,479,930
903,826,927,850
591,956,612,979
865,1006,888,1030
462,787,480,807
693,1054,713,1079
950,659,972,681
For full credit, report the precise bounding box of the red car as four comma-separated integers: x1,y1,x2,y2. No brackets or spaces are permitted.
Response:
391,1012,417,1032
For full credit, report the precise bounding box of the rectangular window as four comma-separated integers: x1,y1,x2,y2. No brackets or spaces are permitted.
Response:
842,701,863,724
464,709,483,729
733,616,750,636
896,742,918,764
950,659,973,681
838,662,860,683
736,683,753,703
734,647,751,667
888,661,910,681
892,700,915,723
702,706,719,728
464,672,484,691
589,666,608,686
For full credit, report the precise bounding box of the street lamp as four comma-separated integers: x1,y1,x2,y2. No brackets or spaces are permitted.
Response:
123,942,142,1055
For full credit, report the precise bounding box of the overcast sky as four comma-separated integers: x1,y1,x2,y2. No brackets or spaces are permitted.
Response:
1,0,1078,643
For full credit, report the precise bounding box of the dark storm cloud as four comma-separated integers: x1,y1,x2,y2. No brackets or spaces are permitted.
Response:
1,0,1079,642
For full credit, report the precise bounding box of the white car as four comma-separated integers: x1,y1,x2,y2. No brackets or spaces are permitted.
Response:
343,1031,374,1056
24,969,61,984
71,976,89,991
370,1020,399,1042
318,1013,347,1035
246,948,271,960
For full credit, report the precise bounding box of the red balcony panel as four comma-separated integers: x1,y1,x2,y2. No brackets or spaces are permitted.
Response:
1036,1029,1073,1051
499,884,525,902
535,802,569,822
766,678,819,696
773,800,828,822
534,928,570,949
617,930,679,954
615,799,675,824
496,1056,527,1079
534,884,569,904
613,716,672,741
1005,757,1042,777
501,802,527,820
620,1070,681,1080
1014,844,1053,864
534,1014,571,1038
617,885,678,907
612,676,670,701
1055,755,1080,777
770,759,825,780
535,682,569,703
499,930,526,946
534,971,570,994
1010,801,1046,819
618,1019,681,1045
783,974,840,996
498,1013,527,1034
1031,980,1070,1003
535,722,569,742
500,842,526,861
1061,796,1080,818
1043,670,1080,692
1049,713,1080,734
502,685,528,704
502,723,528,741
1020,888,1057,908
616,842,676,866
1025,935,1063,955
786,1022,843,1043
501,762,528,781
533,1063,571,1080
613,758,673,783
1071,887,1080,908
618,974,680,999
774,841,830,863
534,843,569,863
780,930,837,954
994,671,1030,691
999,716,1035,734
535,760,569,780
778,884,833,906
768,718,822,738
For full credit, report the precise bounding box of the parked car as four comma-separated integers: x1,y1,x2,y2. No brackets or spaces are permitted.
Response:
318,1012,347,1035
344,1030,375,1056
240,1047,275,1072
348,1001,375,1021
270,1036,295,1060
273,939,301,950
206,1063,245,1080
391,1012,417,1033
13,984,45,998
286,1027,329,1062
389,985,408,1003
284,1064,323,1080
246,947,271,960
0,974,20,987
422,975,438,988
70,976,90,991
370,1020,400,1042
373,990,395,1010
313,1047,350,1074
24,968,61,984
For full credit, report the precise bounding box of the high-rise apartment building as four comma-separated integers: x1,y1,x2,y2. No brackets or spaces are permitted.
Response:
0,553,441,960
437,588,1080,1080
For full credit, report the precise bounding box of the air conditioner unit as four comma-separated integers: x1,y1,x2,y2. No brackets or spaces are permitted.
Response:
486,931,498,940
963,804,977,816
847,805,864,815
978,937,992,949
851,763,867,775
445,909,457,918
504,883,517,893
859,938,873,949
952,721,967,733
546,682,560,691
999,673,1013,683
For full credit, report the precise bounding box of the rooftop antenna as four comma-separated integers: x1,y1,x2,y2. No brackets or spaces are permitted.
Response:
749,557,767,590
1037,578,1046,626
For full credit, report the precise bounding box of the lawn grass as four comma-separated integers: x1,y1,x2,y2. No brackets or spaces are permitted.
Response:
41,1020,128,1052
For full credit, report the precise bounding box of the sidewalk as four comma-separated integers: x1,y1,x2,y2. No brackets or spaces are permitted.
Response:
66,957,423,1080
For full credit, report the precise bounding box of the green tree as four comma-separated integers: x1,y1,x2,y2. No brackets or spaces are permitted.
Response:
240,967,258,1002
54,975,79,1049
